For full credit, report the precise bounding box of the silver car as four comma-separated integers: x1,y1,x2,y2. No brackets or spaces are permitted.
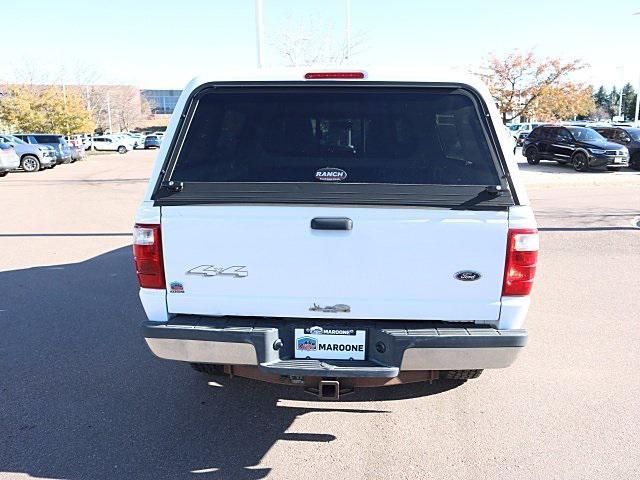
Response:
0,134,57,172
0,142,20,177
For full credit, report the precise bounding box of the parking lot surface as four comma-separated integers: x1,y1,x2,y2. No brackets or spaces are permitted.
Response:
1,150,639,479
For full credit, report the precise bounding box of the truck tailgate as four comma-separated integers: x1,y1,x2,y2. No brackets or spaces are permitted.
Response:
161,205,508,322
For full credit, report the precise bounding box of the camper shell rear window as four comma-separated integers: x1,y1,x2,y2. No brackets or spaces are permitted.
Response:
154,84,515,208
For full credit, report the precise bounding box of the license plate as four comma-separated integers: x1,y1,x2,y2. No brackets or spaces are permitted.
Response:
614,158,621,163
294,327,366,360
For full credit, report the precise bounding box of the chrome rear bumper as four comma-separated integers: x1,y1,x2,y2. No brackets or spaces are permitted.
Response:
143,317,527,377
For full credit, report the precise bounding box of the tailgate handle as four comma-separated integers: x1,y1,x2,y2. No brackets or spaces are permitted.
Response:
310,217,353,231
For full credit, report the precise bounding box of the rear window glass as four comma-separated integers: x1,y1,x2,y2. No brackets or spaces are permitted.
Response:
170,88,501,186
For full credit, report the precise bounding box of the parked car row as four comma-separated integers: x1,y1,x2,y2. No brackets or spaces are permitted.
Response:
0,130,164,178
521,124,639,172
79,132,163,153
0,134,58,172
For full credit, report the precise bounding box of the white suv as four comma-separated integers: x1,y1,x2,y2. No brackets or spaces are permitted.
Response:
134,69,538,398
91,136,129,154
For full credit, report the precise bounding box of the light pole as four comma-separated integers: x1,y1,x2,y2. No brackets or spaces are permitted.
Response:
62,82,69,136
633,12,640,124
106,93,113,133
618,91,624,119
345,0,352,61
635,74,640,126
255,0,264,68
615,66,624,120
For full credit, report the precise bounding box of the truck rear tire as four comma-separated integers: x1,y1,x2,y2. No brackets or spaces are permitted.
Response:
189,363,225,376
442,369,483,380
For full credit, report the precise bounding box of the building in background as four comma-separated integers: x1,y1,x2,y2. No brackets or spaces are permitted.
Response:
141,89,182,114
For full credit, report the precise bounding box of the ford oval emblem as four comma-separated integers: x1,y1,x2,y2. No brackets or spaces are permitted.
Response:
455,271,481,282
315,167,347,182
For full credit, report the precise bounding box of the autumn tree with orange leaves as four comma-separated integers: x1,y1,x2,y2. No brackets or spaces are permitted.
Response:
534,83,594,122
477,51,594,123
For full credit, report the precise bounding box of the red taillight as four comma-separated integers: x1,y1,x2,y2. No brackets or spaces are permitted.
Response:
133,224,165,289
502,228,539,296
304,71,365,80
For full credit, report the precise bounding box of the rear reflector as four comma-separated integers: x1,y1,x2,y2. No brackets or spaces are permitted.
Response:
502,228,539,296
133,224,165,289
304,71,365,80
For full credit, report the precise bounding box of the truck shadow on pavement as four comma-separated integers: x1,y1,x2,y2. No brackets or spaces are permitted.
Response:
0,246,463,480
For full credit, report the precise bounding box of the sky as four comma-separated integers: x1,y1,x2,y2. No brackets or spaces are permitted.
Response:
1,0,639,90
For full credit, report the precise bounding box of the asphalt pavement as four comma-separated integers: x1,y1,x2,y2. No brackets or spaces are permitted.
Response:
1,150,639,479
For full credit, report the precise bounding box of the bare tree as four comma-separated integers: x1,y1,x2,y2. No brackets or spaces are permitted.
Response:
78,85,150,133
110,86,150,131
10,60,55,87
271,15,365,66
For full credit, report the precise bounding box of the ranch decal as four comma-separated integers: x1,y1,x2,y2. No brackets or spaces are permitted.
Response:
315,167,347,182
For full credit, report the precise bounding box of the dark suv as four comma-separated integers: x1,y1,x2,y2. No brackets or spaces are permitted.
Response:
592,126,640,170
522,125,629,172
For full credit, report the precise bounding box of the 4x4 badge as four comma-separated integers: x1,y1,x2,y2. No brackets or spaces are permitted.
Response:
187,265,248,278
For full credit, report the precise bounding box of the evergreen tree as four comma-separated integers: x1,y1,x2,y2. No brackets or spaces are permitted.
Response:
593,86,609,110
592,86,612,120
621,83,637,121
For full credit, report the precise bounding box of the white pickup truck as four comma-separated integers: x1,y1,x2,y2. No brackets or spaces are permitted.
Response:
134,69,538,398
